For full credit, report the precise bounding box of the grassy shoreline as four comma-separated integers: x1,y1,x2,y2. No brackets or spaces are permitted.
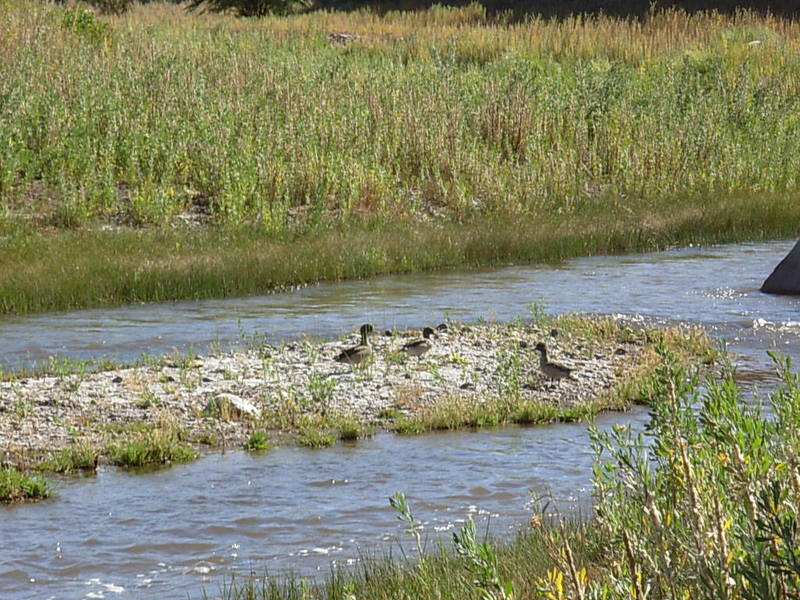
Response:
2,2,800,314
3,197,799,315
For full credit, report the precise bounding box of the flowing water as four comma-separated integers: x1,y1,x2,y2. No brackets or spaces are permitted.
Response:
2,240,800,600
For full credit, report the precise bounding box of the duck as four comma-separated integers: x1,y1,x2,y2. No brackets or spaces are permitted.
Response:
334,324,374,365
402,327,435,357
534,342,575,380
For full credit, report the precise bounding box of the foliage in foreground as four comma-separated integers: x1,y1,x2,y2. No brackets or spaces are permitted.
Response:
210,351,800,599
565,351,800,600
0,467,52,503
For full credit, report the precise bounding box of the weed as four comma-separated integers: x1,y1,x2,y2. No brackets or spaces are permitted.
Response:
453,518,515,600
297,427,336,448
307,371,335,407
337,417,371,441
390,492,425,561
0,467,52,503
34,441,98,474
106,424,197,467
243,430,272,452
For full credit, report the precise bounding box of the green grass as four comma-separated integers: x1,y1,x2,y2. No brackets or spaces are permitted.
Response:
33,441,99,474
297,427,337,448
391,395,599,434
106,425,198,467
243,430,272,452
1,2,800,314
0,467,53,503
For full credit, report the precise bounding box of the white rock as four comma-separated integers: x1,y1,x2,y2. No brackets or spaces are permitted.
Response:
204,393,257,421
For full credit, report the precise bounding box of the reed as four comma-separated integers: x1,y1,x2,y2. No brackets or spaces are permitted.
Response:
1,2,800,314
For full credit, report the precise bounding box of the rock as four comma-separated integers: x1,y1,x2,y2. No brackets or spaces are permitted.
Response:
111,376,123,384
204,393,257,421
762,240,800,295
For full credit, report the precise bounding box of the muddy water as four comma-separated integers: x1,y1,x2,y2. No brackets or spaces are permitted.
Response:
2,240,800,600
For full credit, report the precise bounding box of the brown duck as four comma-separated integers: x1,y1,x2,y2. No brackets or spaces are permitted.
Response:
335,324,374,365
534,342,575,380
402,327,435,357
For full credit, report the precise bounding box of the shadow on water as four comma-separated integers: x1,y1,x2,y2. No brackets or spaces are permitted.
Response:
2,240,800,599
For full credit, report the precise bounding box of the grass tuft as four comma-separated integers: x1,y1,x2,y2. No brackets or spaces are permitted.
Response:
106,424,197,467
34,441,99,474
0,467,53,503
243,430,272,452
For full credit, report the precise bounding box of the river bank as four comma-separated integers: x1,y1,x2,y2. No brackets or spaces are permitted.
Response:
0,314,714,476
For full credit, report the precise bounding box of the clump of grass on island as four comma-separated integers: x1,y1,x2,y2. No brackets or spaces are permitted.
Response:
1,2,800,315
33,441,99,474
243,430,272,452
208,350,800,600
106,423,198,468
0,467,53,503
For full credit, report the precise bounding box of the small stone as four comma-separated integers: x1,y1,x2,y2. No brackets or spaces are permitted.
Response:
111,376,123,384
550,329,559,338
614,348,627,355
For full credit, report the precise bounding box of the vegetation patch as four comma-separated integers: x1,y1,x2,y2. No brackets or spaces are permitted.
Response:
33,441,99,474
297,427,337,449
0,467,52,504
106,423,198,468
243,430,272,452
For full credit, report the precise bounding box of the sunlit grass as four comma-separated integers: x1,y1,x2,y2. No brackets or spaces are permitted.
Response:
106,422,198,467
1,1,799,314
0,467,53,503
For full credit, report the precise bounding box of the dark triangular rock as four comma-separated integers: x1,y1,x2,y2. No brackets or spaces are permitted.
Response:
761,239,800,295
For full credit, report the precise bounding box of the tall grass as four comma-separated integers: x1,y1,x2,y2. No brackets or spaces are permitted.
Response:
1,2,799,314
